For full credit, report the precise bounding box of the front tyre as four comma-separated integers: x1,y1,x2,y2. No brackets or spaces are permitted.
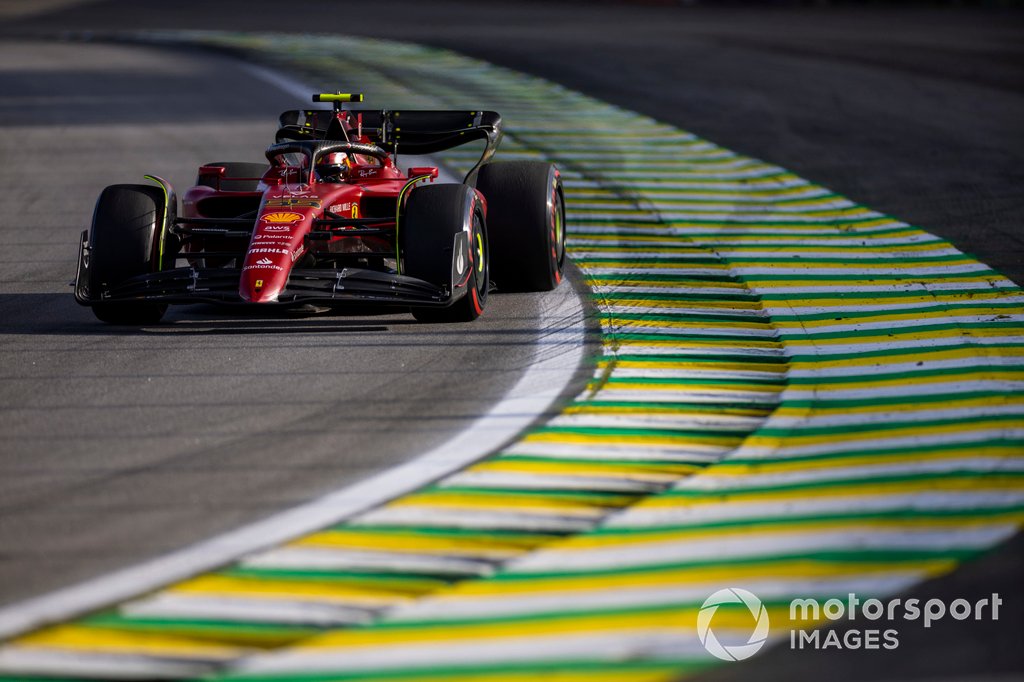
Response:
476,161,565,292
402,183,488,323
87,184,168,325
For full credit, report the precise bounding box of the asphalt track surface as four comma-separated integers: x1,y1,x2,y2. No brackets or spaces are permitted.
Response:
1,2,1023,680
0,39,586,606
6,1,1022,285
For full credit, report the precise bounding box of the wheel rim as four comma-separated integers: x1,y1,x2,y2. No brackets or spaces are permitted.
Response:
553,189,565,266
475,231,485,275
549,182,566,284
472,214,488,309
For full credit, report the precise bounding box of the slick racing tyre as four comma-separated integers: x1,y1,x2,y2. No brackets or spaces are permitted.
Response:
403,183,488,323
197,161,269,191
476,160,565,292
88,184,167,325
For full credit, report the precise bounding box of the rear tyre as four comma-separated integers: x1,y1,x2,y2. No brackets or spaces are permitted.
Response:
197,161,269,192
402,183,488,323
476,161,565,292
88,184,167,325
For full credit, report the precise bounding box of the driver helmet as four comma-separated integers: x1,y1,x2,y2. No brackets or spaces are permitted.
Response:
315,152,349,182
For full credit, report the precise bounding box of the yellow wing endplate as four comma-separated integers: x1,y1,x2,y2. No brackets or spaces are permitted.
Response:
313,93,364,103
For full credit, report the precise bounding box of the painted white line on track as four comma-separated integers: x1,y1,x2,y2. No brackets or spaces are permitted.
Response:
0,58,587,642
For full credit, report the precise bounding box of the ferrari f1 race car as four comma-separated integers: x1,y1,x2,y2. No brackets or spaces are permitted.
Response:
74,93,566,324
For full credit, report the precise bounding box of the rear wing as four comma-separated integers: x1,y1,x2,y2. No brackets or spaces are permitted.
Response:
277,109,503,182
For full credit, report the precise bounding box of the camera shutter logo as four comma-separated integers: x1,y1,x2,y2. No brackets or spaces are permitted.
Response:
697,588,770,661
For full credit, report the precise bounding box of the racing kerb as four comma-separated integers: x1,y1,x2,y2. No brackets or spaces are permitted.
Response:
0,31,1022,681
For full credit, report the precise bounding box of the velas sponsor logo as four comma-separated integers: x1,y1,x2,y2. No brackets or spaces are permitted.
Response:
261,211,304,224
697,588,770,662
266,198,320,208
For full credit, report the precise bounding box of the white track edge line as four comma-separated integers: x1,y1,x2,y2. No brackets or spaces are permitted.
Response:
0,55,587,642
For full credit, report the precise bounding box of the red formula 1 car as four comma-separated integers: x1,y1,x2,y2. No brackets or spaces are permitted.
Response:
74,93,566,324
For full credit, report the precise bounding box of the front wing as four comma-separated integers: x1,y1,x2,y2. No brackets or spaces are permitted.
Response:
74,234,457,308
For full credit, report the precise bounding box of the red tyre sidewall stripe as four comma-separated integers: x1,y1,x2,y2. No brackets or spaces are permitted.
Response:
471,285,482,315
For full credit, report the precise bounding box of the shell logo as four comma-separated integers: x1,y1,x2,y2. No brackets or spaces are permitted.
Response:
261,211,304,224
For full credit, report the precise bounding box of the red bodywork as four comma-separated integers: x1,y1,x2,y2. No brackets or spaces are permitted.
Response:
176,107,463,304
75,102,504,314
183,155,410,303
